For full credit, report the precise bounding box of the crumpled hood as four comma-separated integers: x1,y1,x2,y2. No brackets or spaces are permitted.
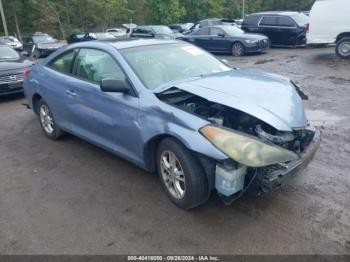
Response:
167,69,308,131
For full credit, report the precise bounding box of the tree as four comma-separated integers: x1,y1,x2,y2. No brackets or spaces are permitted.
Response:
145,0,185,24
0,0,316,38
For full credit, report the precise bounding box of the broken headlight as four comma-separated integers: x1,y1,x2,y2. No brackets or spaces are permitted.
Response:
200,125,299,167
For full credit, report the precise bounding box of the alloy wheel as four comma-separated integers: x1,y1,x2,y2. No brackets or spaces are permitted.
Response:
232,42,244,56
338,42,350,57
39,104,54,134
160,150,186,200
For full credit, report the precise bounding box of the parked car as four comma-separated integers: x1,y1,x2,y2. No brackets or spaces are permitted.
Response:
130,25,183,39
0,44,32,96
67,32,116,44
190,18,238,32
234,19,244,29
180,25,269,56
106,28,127,37
122,23,138,36
23,39,320,209
242,11,309,46
23,33,64,58
307,0,350,59
169,23,194,34
66,33,94,44
0,36,23,51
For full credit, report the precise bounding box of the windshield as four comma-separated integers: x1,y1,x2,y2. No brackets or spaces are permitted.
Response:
291,13,309,26
0,45,20,60
221,25,244,35
152,26,174,35
33,35,57,44
121,43,231,90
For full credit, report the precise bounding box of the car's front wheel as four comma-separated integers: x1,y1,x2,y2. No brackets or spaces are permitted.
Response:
231,42,245,56
157,138,209,210
37,99,64,140
336,37,350,59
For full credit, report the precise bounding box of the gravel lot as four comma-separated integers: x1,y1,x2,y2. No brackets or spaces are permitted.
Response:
0,47,349,255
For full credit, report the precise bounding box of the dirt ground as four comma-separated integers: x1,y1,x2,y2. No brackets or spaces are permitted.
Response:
0,47,349,255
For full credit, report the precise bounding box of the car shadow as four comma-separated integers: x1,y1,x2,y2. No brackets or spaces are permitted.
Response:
0,93,25,103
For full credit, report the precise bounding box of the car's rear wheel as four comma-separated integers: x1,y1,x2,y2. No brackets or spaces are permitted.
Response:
157,138,209,210
232,42,245,56
37,99,64,140
336,37,350,59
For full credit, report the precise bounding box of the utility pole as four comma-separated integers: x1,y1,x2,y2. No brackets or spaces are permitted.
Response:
0,0,8,36
242,0,246,19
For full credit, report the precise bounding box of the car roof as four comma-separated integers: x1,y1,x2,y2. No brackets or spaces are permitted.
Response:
249,11,300,16
199,18,221,22
67,39,179,50
110,39,178,49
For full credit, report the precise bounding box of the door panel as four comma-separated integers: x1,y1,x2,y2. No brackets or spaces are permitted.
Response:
209,28,232,52
66,48,142,162
277,17,298,45
39,49,79,131
259,16,280,45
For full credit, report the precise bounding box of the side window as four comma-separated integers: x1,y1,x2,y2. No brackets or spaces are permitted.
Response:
210,27,225,36
192,27,209,35
259,16,278,26
74,49,126,83
243,15,261,26
48,49,77,74
278,17,296,27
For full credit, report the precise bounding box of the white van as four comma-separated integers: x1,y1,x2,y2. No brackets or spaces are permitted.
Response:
307,0,350,58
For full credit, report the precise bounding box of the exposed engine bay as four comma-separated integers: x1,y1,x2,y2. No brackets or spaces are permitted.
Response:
157,87,312,155
158,87,319,203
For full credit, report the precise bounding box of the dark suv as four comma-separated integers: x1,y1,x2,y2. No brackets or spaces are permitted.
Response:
242,12,309,46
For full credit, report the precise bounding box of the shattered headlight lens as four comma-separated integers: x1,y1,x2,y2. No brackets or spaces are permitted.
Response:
200,125,299,167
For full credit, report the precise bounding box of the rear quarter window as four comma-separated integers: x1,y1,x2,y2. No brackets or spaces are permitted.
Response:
243,15,261,26
259,16,279,26
278,16,296,27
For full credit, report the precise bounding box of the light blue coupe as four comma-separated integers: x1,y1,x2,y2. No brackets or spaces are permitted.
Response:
24,39,320,209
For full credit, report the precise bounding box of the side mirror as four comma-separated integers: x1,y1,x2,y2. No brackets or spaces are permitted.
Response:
218,33,225,37
100,78,130,93
20,51,29,57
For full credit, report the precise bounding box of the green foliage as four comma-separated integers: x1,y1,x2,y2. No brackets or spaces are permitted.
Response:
145,0,185,24
1,0,316,39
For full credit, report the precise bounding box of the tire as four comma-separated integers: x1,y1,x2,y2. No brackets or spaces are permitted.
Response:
37,99,64,140
157,138,209,210
231,42,245,57
336,37,350,59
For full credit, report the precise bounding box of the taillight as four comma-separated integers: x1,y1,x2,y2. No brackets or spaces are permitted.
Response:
305,23,309,33
24,68,30,78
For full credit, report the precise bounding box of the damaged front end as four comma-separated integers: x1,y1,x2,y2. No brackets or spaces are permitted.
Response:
157,84,320,204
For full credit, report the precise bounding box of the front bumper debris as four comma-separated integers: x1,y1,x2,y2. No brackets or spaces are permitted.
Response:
259,127,321,194
217,127,321,204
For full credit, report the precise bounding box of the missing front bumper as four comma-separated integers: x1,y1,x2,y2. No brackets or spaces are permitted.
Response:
216,127,321,203
258,127,321,194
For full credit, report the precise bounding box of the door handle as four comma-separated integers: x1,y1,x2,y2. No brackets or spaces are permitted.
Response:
65,90,77,97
